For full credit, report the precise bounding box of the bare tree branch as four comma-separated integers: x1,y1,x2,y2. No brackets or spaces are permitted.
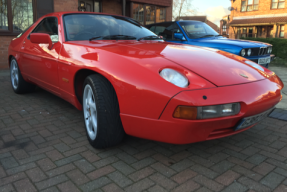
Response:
173,0,197,21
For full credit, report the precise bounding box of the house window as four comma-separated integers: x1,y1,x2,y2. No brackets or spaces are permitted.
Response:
132,3,166,25
242,27,247,37
145,5,155,25
156,7,165,23
241,0,259,12
0,0,36,35
132,4,144,25
280,25,285,38
223,25,226,32
272,0,285,9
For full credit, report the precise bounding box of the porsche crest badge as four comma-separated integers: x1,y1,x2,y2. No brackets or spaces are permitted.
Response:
240,74,248,78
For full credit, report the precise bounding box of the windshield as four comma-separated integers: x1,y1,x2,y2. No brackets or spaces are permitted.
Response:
179,21,219,39
63,14,157,41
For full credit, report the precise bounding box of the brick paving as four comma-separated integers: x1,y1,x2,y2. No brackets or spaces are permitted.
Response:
1,71,287,192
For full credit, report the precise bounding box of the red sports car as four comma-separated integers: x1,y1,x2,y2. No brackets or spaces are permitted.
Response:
8,12,283,148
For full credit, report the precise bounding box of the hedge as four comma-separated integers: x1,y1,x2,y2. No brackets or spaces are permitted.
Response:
240,37,287,60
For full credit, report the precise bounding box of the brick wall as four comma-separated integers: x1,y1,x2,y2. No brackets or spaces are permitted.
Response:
230,0,287,19
0,36,15,69
54,0,78,12
102,0,122,15
129,0,172,7
229,0,287,39
166,5,172,21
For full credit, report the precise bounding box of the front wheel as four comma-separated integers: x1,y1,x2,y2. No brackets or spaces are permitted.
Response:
82,74,125,149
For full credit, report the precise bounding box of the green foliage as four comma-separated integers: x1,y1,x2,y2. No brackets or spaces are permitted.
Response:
240,37,287,60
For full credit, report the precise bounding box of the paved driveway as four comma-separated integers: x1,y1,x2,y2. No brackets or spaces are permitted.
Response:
1,68,287,192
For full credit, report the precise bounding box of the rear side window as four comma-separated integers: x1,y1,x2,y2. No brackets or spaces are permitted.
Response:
31,17,59,42
154,26,166,36
149,26,156,33
154,23,183,41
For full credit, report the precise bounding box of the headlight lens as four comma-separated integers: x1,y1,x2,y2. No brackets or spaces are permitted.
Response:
160,68,189,88
247,49,252,56
197,103,241,119
268,47,272,54
241,49,246,56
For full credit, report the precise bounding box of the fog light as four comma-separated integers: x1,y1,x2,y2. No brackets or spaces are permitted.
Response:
173,106,197,120
197,103,240,119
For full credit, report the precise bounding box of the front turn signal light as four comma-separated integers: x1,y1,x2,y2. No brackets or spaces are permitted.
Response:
173,106,197,120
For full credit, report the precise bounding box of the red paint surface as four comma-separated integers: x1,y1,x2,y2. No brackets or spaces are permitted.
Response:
8,12,284,144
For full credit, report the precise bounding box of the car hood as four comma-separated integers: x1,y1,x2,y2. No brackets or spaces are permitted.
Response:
194,37,271,49
73,41,270,87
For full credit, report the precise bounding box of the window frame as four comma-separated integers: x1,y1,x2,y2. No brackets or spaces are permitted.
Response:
279,25,285,38
271,0,285,9
241,0,259,12
0,0,37,36
130,2,167,26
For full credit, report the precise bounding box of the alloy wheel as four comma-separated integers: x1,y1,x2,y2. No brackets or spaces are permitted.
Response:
83,84,98,140
10,60,19,90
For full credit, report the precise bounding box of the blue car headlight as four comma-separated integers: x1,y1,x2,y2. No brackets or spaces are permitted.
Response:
247,49,252,56
241,49,246,57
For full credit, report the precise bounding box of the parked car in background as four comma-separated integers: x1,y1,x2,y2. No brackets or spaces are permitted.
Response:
9,12,283,149
146,21,274,68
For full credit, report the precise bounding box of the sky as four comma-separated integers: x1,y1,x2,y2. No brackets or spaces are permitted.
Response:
191,0,231,27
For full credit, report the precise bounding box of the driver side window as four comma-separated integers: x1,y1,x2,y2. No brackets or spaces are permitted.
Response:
32,17,59,42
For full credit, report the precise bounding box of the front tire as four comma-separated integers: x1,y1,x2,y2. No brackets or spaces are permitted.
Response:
82,74,125,149
10,57,35,94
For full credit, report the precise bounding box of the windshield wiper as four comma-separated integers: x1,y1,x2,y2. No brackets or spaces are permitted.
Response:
89,36,103,41
199,35,215,38
138,36,162,41
215,35,223,37
102,35,137,40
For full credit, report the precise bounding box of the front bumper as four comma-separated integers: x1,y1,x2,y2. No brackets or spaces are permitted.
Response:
248,54,275,68
121,78,282,144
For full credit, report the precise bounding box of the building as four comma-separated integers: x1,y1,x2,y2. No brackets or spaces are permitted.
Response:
228,0,287,39
219,15,230,37
176,16,219,32
0,0,172,69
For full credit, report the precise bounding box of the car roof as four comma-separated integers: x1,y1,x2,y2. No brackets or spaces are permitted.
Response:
40,11,138,22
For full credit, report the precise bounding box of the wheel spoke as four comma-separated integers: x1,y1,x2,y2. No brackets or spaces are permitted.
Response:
91,117,97,133
14,78,17,87
90,102,96,111
88,117,93,131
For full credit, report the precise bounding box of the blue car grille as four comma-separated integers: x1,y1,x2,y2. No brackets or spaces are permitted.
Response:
250,48,260,56
259,47,268,55
249,47,268,56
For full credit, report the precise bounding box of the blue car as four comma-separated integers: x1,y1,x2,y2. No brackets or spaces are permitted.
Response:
146,21,274,68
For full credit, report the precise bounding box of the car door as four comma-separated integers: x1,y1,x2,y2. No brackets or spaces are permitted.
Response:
21,16,61,95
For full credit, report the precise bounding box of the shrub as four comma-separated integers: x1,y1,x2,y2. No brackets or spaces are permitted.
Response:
240,37,287,60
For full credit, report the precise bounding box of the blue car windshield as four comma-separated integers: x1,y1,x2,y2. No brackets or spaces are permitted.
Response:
179,21,219,39
63,14,156,41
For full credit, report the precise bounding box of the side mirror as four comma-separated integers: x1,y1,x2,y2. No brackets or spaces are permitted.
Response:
30,33,53,49
174,33,186,41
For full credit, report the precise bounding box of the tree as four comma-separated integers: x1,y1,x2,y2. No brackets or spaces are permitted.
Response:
173,0,197,21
